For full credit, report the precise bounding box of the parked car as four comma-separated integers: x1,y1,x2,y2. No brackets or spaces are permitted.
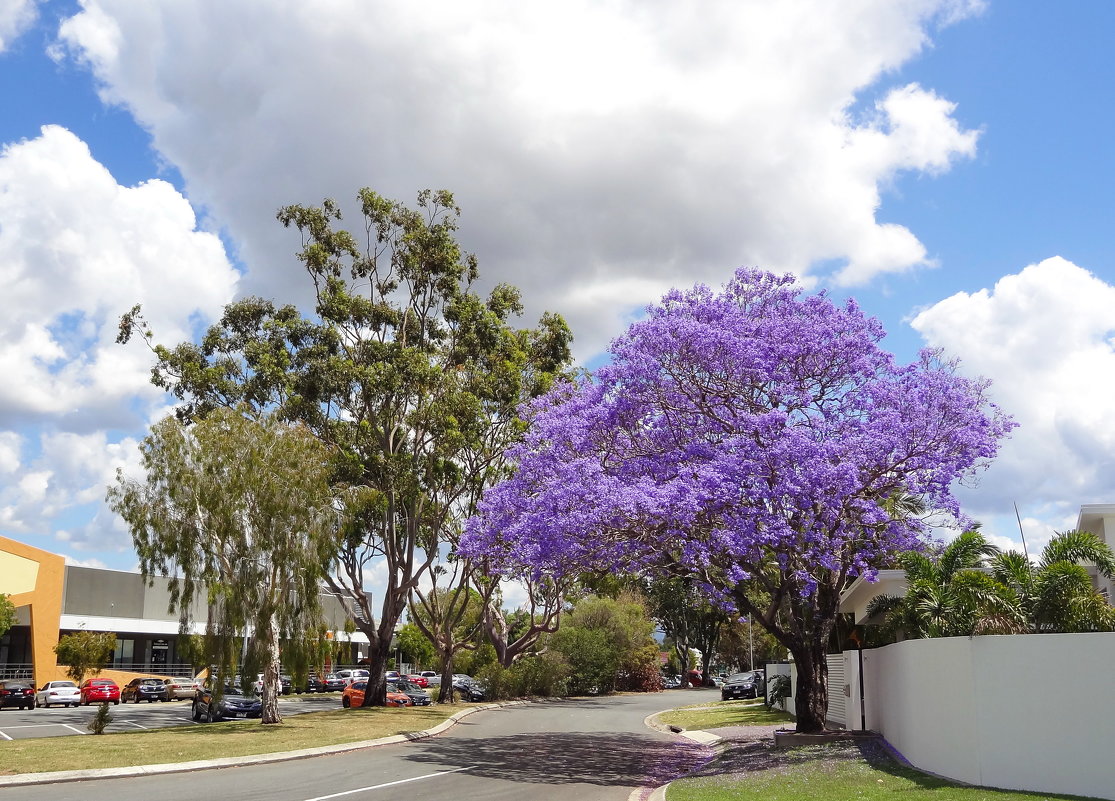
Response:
404,673,429,688
320,673,346,692
393,679,432,706
720,671,761,701
662,674,681,689
279,674,293,695
419,670,441,687
122,677,170,703
0,680,36,710
750,670,766,695
342,680,411,708
334,668,369,687
192,684,262,722
160,677,199,701
79,678,121,705
36,680,81,708
385,670,401,682
451,674,485,702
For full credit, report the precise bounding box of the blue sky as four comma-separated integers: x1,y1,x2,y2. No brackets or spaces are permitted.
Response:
2,0,1115,573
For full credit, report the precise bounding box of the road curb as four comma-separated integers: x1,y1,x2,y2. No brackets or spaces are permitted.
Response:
0,700,526,788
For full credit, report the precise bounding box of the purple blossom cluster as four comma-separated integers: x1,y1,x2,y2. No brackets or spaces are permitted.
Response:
460,269,1015,604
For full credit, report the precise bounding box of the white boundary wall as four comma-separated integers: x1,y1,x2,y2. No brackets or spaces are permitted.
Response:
861,633,1115,800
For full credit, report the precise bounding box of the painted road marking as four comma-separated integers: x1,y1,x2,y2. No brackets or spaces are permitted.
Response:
302,766,474,800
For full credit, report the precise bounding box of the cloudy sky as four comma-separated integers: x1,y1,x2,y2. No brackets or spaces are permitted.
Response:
2,0,1114,572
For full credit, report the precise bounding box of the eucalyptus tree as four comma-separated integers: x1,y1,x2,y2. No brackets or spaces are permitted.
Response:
990,529,1115,633
462,269,1014,732
408,581,484,703
481,574,570,669
118,189,572,706
642,577,730,686
108,408,338,724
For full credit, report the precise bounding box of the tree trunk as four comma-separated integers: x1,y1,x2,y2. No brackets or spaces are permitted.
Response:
261,619,283,724
437,660,455,704
788,638,829,733
360,631,392,708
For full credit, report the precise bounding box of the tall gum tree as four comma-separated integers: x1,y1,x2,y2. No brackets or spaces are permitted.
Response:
108,408,338,724
118,189,572,706
461,269,1014,732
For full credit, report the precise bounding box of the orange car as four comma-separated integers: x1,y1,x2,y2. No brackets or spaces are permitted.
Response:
341,680,411,708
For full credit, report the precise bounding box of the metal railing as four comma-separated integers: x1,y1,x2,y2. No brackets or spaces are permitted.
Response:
0,664,33,680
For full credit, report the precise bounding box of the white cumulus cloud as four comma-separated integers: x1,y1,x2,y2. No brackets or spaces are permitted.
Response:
55,0,983,359
0,0,37,52
911,257,1115,527
0,124,238,552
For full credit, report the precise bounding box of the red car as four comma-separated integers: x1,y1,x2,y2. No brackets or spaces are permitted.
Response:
79,678,121,705
404,674,429,688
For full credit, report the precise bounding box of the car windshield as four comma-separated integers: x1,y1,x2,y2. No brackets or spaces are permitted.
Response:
54,682,77,688
728,673,753,683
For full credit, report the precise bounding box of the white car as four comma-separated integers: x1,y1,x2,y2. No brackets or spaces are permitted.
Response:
36,680,81,708
420,670,442,687
333,668,369,686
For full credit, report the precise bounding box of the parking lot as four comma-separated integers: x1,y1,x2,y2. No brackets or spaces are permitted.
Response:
0,693,343,740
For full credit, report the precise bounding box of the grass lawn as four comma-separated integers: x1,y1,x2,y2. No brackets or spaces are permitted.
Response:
656,700,793,731
665,737,1101,801
0,704,463,775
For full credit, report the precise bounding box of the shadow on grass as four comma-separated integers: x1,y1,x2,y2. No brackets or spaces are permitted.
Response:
689,739,1098,800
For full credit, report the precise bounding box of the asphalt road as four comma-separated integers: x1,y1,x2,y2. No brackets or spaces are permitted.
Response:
0,693,342,740
0,690,715,801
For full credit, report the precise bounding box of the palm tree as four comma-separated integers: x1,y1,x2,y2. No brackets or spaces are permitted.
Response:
867,529,1025,640
989,529,1115,633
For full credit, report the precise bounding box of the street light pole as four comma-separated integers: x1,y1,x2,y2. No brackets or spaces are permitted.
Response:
748,618,754,670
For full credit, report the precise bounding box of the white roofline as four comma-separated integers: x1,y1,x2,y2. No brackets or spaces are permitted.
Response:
58,614,369,643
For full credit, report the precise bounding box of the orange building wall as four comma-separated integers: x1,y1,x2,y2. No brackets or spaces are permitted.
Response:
0,535,66,688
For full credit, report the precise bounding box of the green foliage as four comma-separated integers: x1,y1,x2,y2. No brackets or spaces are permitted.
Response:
867,529,1025,640
990,529,1115,633
643,577,730,684
396,623,437,669
0,593,15,639
765,674,791,711
107,408,339,722
87,702,113,735
54,631,115,684
474,651,570,700
546,592,659,695
874,528,1115,640
453,641,498,677
118,188,573,706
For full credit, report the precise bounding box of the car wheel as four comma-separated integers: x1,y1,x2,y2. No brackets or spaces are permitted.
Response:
342,696,350,708
206,706,217,723
113,700,119,705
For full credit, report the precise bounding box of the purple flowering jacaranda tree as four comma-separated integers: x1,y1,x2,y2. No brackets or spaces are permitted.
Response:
460,269,1015,732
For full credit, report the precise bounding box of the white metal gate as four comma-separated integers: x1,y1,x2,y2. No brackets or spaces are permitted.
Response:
825,652,846,727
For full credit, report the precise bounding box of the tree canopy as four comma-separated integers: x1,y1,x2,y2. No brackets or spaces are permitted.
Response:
462,269,1014,732
108,408,338,724
0,594,14,640
54,631,116,684
118,188,573,706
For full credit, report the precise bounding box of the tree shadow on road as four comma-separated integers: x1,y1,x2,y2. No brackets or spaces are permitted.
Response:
404,727,714,788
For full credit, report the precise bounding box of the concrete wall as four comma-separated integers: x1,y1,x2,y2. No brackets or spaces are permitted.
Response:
862,633,1115,800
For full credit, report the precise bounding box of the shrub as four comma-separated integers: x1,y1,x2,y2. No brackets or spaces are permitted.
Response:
87,702,113,735
765,674,791,711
